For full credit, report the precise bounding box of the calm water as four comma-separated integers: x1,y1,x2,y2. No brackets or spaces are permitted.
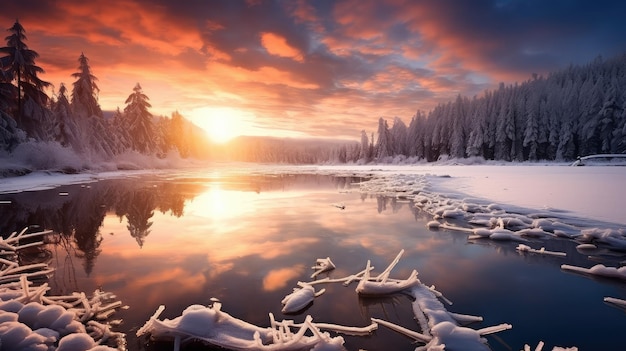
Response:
1,171,625,350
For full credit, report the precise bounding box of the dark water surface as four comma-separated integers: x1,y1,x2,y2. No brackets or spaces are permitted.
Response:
1,172,625,350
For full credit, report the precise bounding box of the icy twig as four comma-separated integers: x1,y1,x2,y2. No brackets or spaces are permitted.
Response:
448,312,483,324
476,323,513,335
516,244,566,257
523,341,545,351
274,319,378,336
561,264,626,280
304,266,375,287
371,317,431,343
377,249,404,283
310,257,336,278
427,285,453,305
604,296,626,308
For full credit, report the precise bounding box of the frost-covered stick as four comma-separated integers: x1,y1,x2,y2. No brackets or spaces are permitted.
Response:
523,341,545,351
6,227,28,240
0,240,16,251
604,296,626,308
448,312,483,324
95,301,123,320
77,292,92,322
476,323,513,335
371,317,431,343
0,266,55,284
516,244,566,257
427,285,453,305
14,274,49,303
273,320,378,336
0,261,19,276
0,257,18,267
561,263,626,280
3,262,50,274
377,249,404,283
86,320,125,345
304,266,375,287
310,257,336,278
136,305,166,336
5,229,52,243
277,315,314,347
13,240,45,250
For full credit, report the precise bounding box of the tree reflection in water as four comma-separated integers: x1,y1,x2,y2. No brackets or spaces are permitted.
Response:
0,178,203,277
119,189,155,248
0,174,369,277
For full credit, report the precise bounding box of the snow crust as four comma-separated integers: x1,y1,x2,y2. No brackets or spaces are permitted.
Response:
313,164,626,227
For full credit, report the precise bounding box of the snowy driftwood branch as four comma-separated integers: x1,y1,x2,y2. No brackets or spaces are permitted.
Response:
139,250,516,351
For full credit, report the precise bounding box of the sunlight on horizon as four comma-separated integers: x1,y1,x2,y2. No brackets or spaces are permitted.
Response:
189,106,257,143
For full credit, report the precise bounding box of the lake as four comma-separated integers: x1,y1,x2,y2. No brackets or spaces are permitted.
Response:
1,170,625,350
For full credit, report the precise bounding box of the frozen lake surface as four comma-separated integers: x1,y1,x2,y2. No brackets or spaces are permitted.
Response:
0,164,625,350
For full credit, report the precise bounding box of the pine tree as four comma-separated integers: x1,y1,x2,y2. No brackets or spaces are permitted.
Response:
0,20,51,138
71,53,102,118
123,83,155,154
51,83,81,150
70,53,117,157
359,130,369,162
407,111,426,159
374,117,392,160
390,117,407,156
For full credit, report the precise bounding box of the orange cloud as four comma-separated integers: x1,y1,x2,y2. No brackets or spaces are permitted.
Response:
261,32,304,62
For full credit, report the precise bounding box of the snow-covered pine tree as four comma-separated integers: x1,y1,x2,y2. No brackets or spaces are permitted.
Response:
0,20,51,139
390,117,408,156
70,53,117,158
466,96,486,157
359,130,369,162
123,83,155,154
52,83,82,151
406,110,426,159
523,87,540,160
578,75,604,155
375,117,392,160
449,94,468,159
71,53,102,118
168,111,190,158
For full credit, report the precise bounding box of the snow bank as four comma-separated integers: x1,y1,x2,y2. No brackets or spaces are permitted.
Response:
313,164,626,227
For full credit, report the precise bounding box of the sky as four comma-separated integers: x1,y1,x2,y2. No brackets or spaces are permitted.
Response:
2,0,626,141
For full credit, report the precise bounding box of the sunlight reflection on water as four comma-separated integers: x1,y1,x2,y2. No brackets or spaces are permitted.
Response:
1,172,625,350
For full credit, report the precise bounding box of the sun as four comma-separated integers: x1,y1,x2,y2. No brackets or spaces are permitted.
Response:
191,107,247,143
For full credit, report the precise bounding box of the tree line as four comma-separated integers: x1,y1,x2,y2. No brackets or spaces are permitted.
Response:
349,54,626,164
0,20,209,164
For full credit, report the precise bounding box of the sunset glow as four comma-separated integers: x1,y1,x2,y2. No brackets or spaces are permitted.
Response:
190,107,250,143
2,1,625,140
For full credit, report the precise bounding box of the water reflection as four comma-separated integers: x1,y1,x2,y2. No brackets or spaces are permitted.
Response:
1,173,625,351
0,174,367,276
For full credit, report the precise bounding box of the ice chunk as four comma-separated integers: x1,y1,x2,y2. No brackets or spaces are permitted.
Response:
281,283,325,314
